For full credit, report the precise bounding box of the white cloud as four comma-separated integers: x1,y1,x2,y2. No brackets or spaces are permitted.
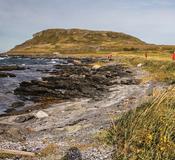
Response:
0,0,175,50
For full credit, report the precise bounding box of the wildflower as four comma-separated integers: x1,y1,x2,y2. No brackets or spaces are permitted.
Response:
163,136,167,143
160,147,165,151
147,134,152,140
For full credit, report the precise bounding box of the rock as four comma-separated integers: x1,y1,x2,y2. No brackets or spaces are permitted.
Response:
6,127,26,142
0,65,25,71
10,101,25,108
62,147,82,160
145,83,154,96
73,60,82,65
35,111,49,119
137,63,143,67
92,64,101,69
110,79,121,84
14,62,135,106
120,78,136,85
15,114,35,123
0,72,16,78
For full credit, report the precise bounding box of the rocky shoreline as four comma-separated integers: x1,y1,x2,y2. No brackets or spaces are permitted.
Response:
0,57,153,159
2,57,139,116
0,65,25,78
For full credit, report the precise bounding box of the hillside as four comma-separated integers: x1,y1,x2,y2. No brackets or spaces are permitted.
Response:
7,28,156,56
8,28,175,56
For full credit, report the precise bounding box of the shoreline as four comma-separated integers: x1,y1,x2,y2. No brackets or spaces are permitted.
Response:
0,57,135,116
0,56,157,159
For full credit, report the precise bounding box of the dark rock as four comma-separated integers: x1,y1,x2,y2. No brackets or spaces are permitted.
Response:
0,65,25,71
14,115,35,123
0,72,16,78
121,78,134,85
14,62,137,106
62,147,82,160
120,78,138,85
10,101,25,108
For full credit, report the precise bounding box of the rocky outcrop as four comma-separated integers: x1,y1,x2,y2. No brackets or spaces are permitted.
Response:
0,65,25,78
14,62,138,103
0,72,16,78
0,65,25,71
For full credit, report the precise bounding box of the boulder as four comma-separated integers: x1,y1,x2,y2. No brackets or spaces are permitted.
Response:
62,147,82,160
145,83,154,96
15,114,35,123
137,63,143,67
10,101,25,108
73,60,82,65
35,111,49,119
0,72,16,78
0,65,25,71
92,64,101,69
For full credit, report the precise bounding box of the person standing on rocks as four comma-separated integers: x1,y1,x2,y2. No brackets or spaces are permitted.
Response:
171,51,175,61
144,52,148,59
107,54,112,61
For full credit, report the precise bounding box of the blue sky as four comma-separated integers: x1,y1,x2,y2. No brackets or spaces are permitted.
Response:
1,0,175,51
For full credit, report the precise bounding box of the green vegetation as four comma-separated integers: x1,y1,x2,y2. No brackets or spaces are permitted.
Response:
0,153,15,159
106,87,175,160
7,28,175,159
102,51,175,160
113,51,175,83
9,28,175,56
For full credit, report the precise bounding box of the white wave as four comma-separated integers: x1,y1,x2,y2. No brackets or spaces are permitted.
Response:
48,59,57,64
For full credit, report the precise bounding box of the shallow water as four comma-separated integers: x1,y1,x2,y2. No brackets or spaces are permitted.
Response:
0,56,68,114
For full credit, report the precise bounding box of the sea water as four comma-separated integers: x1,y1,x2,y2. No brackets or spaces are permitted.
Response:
0,56,67,115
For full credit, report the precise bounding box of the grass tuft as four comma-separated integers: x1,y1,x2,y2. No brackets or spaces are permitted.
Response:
106,87,175,160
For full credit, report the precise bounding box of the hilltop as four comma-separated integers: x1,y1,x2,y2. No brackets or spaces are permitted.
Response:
7,28,156,56
8,28,175,56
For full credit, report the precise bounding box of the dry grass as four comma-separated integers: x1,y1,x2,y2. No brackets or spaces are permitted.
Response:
37,143,59,158
112,51,175,83
106,87,175,160
9,28,175,55
105,51,175,159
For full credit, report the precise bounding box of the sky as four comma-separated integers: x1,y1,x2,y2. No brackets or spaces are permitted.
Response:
1,0,175,51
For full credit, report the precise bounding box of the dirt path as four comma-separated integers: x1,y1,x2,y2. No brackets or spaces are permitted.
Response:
0,64,159,160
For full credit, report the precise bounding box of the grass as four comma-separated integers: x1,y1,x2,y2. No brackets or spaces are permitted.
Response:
11,28,175,55
106,87,175,160
7,46,175,159
37,143,58,158
101,51,175,160
0,144,59,159
112,51,175,83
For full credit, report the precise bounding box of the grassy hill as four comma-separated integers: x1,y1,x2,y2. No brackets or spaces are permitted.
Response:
8,28,175,56
7,28,154,56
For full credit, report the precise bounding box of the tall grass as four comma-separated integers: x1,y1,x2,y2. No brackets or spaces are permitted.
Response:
106,87,175,160
113,52,175,83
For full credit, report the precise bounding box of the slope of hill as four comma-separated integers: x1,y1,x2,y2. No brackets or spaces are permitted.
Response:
8,28,157,56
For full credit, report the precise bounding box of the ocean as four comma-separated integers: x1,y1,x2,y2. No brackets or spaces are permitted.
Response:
0,56,68,115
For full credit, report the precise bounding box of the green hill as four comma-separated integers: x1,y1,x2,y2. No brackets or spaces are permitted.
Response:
8,28,175,56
